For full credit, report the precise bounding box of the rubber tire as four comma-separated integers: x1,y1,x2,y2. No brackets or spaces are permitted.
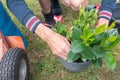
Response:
0,48,29,80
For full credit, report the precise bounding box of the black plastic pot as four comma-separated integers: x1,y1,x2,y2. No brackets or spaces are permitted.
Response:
58,57,91,72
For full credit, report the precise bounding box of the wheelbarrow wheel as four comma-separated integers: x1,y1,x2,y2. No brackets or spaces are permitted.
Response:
0,48,29,80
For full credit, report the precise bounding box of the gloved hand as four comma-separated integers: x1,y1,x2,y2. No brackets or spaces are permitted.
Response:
42,11,56,28
42,14,64,28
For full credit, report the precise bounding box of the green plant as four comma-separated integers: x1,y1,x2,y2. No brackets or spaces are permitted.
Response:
53,7,120,70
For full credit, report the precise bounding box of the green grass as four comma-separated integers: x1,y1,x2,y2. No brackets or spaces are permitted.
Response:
2,0,120,80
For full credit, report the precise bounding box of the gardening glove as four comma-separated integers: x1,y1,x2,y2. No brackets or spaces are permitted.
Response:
61,0,88,11
43,15,64,28
42,10,56,28
35,23,70,60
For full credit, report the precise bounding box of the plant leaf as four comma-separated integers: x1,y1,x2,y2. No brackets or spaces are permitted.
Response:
107,36,120,50
92,58,102,68
56,22,66,36
92,46,105,58
103,52,116,70
84,25,91,35
71,27,82,41
107,36,117,42
79,8,85,17
88,9,96,18
81,25,91,39
108,22,116,30
100,28,118,46
92,12,98,20
94,33,105,44
71,40,85,53
94,24,106,34
81,47,95,60
67,50,81,62
80,25,94,45
105,28,118,38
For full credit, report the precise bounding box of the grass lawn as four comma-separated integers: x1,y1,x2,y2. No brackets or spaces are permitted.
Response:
2,0,120,80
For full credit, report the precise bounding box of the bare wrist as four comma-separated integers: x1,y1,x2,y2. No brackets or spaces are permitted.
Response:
34,23,53,42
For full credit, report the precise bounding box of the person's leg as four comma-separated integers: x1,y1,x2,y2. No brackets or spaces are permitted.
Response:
38,0,55,26
51,0,62,15
38,0,51,14
0,2,28,48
